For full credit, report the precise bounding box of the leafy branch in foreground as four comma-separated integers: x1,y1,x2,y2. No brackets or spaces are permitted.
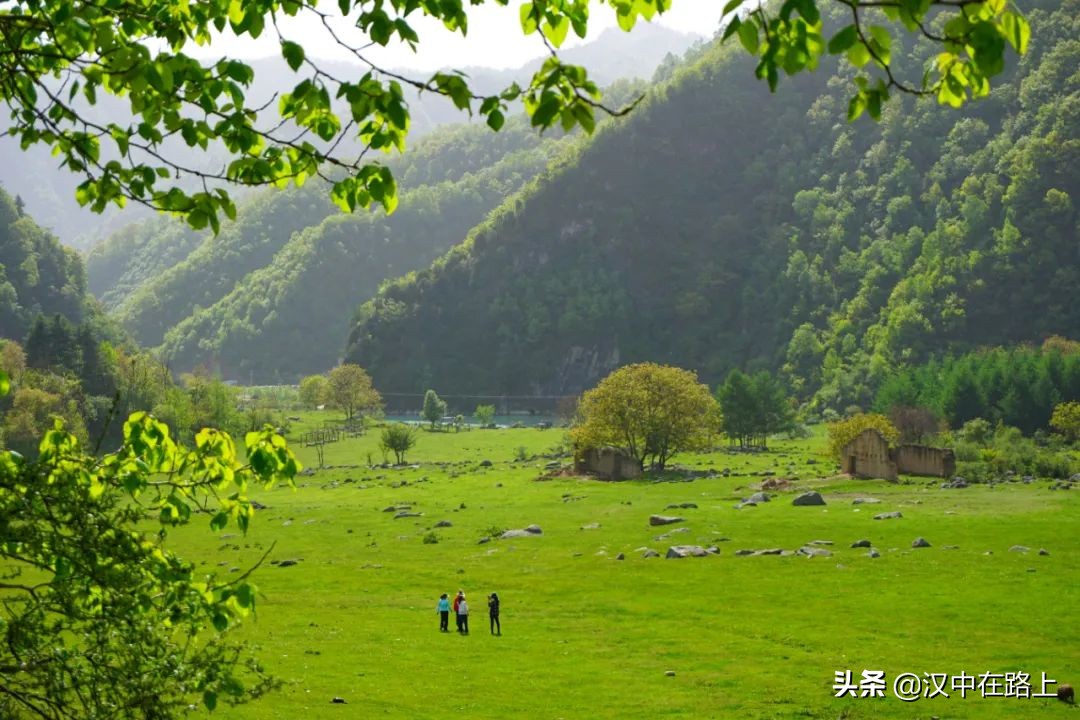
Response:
0,0,1030,230
0,373,300,719
722,0,1030,119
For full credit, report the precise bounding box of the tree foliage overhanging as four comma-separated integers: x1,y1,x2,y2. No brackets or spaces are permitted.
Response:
0,0,1032,230
0,402,300,719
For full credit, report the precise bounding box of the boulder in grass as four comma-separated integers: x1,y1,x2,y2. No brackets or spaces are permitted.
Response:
792,491,825,506
524,524,543,535
850,539,872,548
649,515,684,526
911,537,931,548
747,492,770,504
665,545,715,559
874,511,903,520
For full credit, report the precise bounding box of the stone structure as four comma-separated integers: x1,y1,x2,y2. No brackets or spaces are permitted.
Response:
841,428,955,481
576,447,643,480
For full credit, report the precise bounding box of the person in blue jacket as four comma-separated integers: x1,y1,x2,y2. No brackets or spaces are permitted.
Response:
436,593,450,632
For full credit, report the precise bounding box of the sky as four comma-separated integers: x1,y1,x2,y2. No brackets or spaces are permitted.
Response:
191,0,722,71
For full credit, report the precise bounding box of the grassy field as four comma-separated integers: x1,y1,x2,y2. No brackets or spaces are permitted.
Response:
171,412,1079,719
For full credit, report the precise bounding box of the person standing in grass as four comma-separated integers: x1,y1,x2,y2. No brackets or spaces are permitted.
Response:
436,593,451,632
488,592,501,636
452,590,464,633
457,593,470,635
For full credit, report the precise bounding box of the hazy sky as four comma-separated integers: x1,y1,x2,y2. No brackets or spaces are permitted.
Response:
191,0,721,71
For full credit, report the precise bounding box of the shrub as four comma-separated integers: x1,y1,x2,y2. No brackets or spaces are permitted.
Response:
380,423,417,464
422,532,439,545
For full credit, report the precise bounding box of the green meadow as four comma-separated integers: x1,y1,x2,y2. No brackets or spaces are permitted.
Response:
172,414,1079,719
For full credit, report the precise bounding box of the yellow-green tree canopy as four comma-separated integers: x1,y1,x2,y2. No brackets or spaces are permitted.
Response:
0,0,1030,229
327,363,382,421
1050,401,1080,443
826,412,900,459
571,362,719,471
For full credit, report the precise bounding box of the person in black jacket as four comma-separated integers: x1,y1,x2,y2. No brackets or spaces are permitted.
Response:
488,592,501,636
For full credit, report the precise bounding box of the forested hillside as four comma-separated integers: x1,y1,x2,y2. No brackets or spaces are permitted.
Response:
345,0,1079,409
155,129,569,381
0,187,86,339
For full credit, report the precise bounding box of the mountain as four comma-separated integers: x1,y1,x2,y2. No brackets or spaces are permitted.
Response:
155,126,569,382
0,186,87,339
2,25,700,249
343,0,1080,411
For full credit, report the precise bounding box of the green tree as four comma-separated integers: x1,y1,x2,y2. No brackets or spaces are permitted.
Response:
380,423,417,464
1050,401,1080,443
571,362,719,471
422,389,447,429
474,404,496,428
0,0,1031,230
0,371,300,719
717,369,756,448
327,364,382,422
298,374,329,409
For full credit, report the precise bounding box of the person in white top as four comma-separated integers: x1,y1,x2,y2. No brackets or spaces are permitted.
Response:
457,595,470,635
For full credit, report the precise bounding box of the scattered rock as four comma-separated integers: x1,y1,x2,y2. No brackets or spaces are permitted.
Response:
580,523,601,530
665,670,676,677
746,492,770,504
331,697,347,704
792,491,825,506
941,477,969,489
797,546,832,558
734,549,755,556
654,527,690,541
911,537,931,548
852,497,882,505
382,506,399,513
394,511,422,519
524,524,543,535
874,511,903,520
850,539,871,548
867,549,881,558
1009,545,1030,553
615,553,625,560
665,545,717,559
754,548,784,556
477,537,491,544
479,460,493,467
277,559,301,567
642,549,660,558
665,502,699,509
808,540,834,546
250,501,267,510
434,520,452,528
1039,548,1050,556
649,515,684,526
735,502,756,510
942,545,960,550
499,529,533,539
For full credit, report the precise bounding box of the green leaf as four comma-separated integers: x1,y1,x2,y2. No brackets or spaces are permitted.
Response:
722,0,743,15
203,691,217,711
543,15,570,48
847,42,871,68
737,20,759,55
0,370,9,398
519,3,538,34
1001,11,1030,54
280,40,305,72
828,25,858,55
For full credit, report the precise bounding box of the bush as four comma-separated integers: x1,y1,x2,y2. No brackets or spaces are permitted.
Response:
380,423,417,464
422,531,439,545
